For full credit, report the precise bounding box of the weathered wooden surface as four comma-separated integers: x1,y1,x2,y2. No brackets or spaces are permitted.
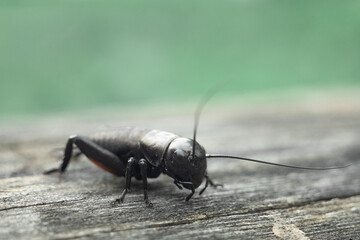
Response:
1,94,360,239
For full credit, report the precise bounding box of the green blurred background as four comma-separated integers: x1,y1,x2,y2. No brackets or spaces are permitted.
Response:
1,0,359,117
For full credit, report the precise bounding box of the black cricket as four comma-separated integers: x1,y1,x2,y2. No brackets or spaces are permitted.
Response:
44,83,350,206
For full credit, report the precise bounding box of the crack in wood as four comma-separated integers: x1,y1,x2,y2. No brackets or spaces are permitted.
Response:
0,198,86,212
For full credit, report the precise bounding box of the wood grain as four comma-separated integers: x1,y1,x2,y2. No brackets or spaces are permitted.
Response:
1,95,360,239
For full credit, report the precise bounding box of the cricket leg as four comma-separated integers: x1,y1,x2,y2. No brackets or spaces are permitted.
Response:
112,157,136,204
44,135,126,176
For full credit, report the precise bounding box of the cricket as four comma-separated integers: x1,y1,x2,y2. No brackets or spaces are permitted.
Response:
44,82,350,207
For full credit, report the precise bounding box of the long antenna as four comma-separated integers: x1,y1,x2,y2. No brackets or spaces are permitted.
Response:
206,154,351,170
192,79,234,158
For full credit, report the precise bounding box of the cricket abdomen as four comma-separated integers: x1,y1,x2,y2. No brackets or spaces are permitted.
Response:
90,127,151,160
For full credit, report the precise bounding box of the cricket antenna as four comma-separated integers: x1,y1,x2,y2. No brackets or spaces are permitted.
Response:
206,154,352,170
192,79,233,159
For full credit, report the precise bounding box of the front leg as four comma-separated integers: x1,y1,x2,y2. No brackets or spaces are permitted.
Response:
185,186,195,201
112,157,136,204
199,175,223,195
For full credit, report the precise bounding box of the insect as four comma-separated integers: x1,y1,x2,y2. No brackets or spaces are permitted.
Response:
44,81,350,207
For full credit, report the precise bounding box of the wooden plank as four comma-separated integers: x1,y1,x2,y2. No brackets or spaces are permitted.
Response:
1,95,360,239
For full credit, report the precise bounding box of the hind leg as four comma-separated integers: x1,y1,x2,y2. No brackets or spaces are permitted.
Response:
44,135,126,176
